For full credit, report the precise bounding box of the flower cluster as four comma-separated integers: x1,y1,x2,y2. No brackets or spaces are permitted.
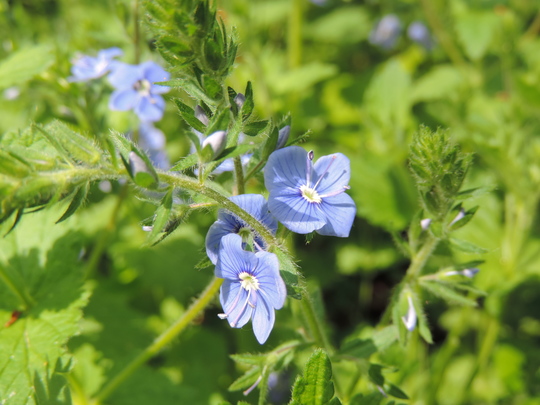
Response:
70,49,171,168
369,15,434,51
208,146,356,343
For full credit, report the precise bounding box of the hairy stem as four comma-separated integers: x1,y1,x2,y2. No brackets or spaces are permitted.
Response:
91,276,223,404
233,156,245,195
300,289,333,354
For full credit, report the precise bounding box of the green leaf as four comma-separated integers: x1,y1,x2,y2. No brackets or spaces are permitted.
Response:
420,280,478,307
174,99,206,133
0,209,89,405
243,120,269,137
42,121,102,165
275,248,302,300
448,237,488,254
410,65,464,103
308,6,370,44
146,188,174,245
0,45,54,90
454,10,498,61
129,151,159,189
289,349,336,405
349,392,384,405
339,325,398,359
272,62,338,95
56,182,89,223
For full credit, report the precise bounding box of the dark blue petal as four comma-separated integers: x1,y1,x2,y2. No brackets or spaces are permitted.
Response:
317,193,356,237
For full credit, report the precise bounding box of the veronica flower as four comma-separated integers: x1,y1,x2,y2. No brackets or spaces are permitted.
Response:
108,61,170,122
69,47,123,82
206,194,278,264
369,14,402,50
264,146,356,237
407,21,435,50
216,233,286,344
138,122,169,170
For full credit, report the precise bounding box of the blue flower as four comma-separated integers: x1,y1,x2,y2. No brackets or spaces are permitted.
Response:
407,21,435,50
216,233,286,344
69,47,123,82
264,146,356,237
138,122,169,170
108,61,170,122
369,14,402,50
206,194,278,264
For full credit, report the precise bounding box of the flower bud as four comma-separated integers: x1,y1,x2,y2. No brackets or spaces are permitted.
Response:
202,130,227,160
276,125,291,150
195,105,209,126
234,93,245,109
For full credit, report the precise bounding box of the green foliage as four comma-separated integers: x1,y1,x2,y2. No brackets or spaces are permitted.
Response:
0,210,89,404
289,349,339,405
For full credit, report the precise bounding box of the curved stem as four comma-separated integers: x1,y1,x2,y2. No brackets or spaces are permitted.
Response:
300,288,333,354
233,156,245,195
158,171,279,247
91,276,223,404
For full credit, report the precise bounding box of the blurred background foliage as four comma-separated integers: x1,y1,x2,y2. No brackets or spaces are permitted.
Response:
1,0,540,404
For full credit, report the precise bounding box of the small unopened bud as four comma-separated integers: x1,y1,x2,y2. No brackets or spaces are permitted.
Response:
195,105,209,126
444,268,480,278
276,125,291,149
202,130,227,159
449,209,466,226
420,218,432,231
234,93,246,109
401,295,417,332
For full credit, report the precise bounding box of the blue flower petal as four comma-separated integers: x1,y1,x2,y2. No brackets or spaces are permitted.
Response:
264,146,307,193
254,251,286,309
206,194,277,264
99,47,123,59
108,62,141,89
220,279,252,328
140,61,171,94
317,193,356,237
252,294,274,344
135,95,165,122
109,88,139,111
313,153,351,195
267,192,325,234
215,234,255,279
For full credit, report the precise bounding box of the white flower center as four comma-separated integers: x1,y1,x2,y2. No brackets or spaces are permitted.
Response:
239,272,260,291
135,79,152,97
300,184,322,203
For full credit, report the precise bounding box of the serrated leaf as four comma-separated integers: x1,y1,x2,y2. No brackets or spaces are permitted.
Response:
0,45,54,90
420,280,477,307
43,121,102,164
170,153,199,172
228,366,261,392
289,349,335,405
339,325,398,358
275,248,302,300
0,210,89,405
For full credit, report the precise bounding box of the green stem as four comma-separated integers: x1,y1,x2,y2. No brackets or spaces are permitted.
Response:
233,156,245,195
158,171,279,247
419,0,466,68
300,288,333,354
380,235,439,325
0,263,35,309
91,276,223,404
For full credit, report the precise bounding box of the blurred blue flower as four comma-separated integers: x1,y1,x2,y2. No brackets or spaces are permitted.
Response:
69,47,123,82
408,21,435,50
369,14,402,50
206,194,278,264
216,233,286,344
138,122,169,170
276,125,291,150
264,146,356,237
108,61,170,122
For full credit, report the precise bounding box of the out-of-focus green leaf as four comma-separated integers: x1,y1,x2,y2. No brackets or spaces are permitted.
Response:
454,10,499,61
272,63,338,95
308,7,370,44
411,65,464,103
339,325,398,359
0,45,54,90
